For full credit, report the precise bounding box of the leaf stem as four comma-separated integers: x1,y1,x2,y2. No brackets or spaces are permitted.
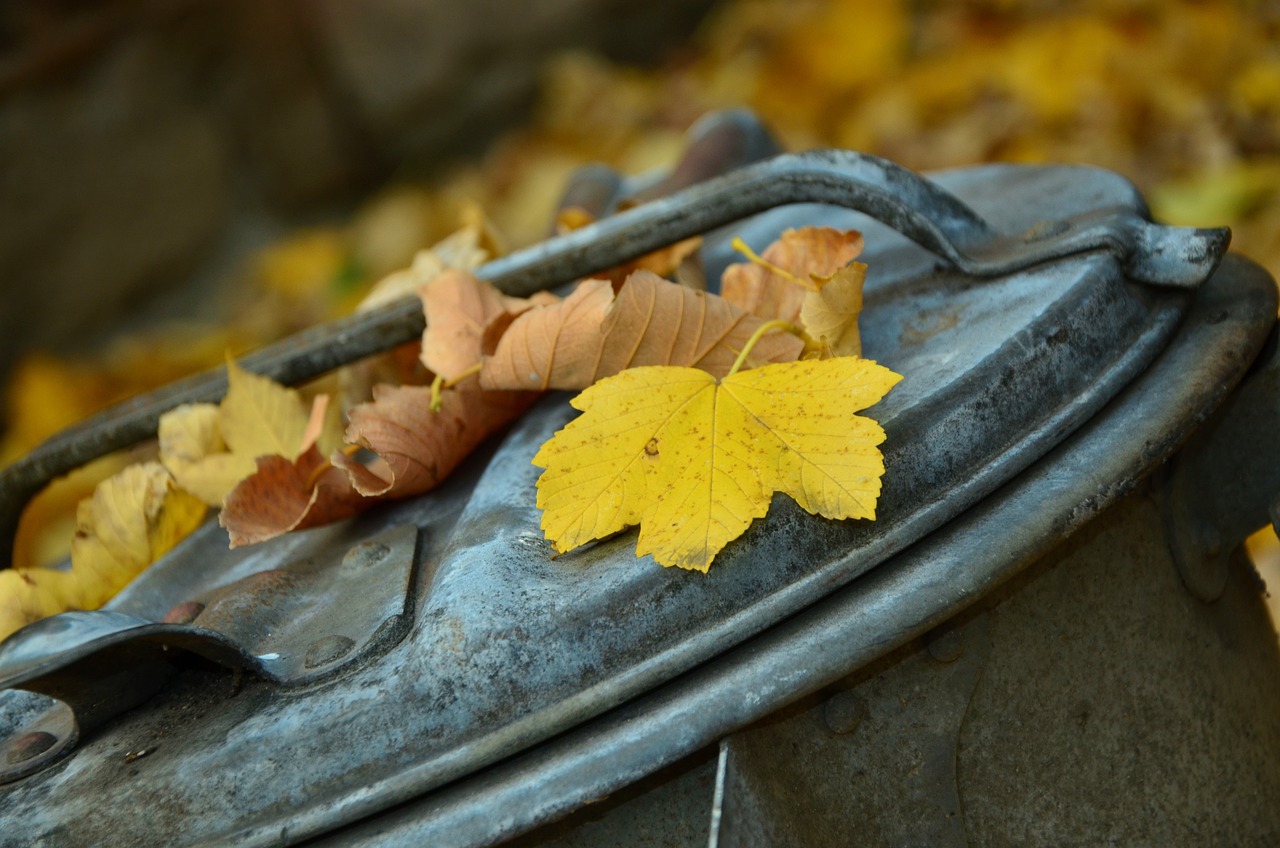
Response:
730,237,820,292
728,320,804,377
305,444,361,490
429,363,484,411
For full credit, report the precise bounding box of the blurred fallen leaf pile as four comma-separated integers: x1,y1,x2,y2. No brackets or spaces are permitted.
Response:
4,0,1280,620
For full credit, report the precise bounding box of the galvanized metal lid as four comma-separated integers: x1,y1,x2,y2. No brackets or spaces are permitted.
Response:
0,142,1245,846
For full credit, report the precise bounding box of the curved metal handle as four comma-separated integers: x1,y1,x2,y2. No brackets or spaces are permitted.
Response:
0,149,1229,568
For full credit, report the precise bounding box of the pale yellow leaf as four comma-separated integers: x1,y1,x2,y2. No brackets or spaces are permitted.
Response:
159,403,255,506
220,359,310,462
70,462,207,609
800,262,868,357
530,368,709,552
0,568,80,641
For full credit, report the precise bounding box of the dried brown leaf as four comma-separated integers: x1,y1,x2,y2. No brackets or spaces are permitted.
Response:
721,227,864,322
219,448,359,547
420,269,558,380
480,271,805,391
219,382,539,547
336,382,539,496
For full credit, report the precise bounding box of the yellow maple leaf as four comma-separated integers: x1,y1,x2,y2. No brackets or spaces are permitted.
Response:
800,262,868,357
532,356,901,572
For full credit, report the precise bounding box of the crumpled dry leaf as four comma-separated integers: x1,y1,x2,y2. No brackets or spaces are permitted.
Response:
70,462,208,609
420,268,559,380
721,227,864,322
481,270,805,391
158,361,330,507
303,393,347,459
345,221,505,404
800,261,869,357
216,446,360,547
337,383,539,497
220,382,539,547
533,356,902,571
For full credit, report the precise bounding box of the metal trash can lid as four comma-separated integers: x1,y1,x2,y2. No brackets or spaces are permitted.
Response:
0,144,1268,847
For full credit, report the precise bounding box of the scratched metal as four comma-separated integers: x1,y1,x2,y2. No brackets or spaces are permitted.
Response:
0,162,1225,846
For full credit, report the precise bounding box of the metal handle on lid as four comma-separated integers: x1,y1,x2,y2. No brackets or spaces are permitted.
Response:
0,149,1230,568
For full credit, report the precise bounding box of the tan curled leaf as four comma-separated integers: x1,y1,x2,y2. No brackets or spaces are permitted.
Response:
344,218,506,404
420,269,559,380
481,271,805,391
800,262,869,357
301,394,346,457
721,227,864,321
336,382,540,497
477,279,614,390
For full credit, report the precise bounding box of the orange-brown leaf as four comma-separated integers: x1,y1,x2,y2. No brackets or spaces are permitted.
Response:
721,227,864,321
480,271,805,391
219,382,539,546
219,448,361,547
336,382,540,496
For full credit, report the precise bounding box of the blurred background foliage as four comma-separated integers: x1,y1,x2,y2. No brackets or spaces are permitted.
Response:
3,0,1280,583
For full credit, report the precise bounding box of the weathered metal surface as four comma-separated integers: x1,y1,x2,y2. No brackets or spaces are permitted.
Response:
0,170,1209,844
513,754,717,848
302,255,1276,847
0,147,1227,568
0,696,76,785
713,616,992,847
0,523,418,781
0,523,417,686
1160,325,1280,601
514,453,1280,846
952,489,1280,844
